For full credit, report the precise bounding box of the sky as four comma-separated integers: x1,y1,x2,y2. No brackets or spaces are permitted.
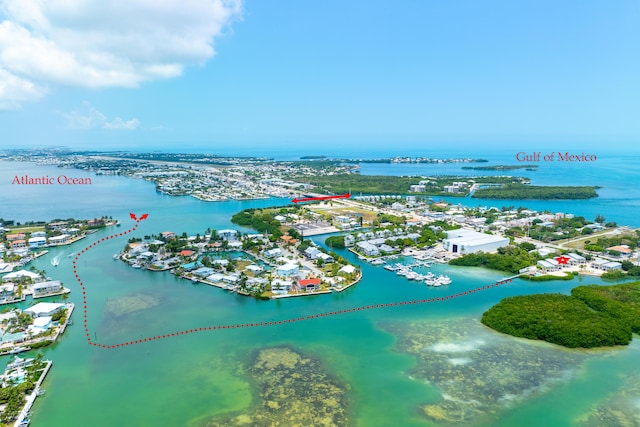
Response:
0,0,639,155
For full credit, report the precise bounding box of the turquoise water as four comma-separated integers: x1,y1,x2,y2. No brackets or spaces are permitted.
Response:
0,158,639,426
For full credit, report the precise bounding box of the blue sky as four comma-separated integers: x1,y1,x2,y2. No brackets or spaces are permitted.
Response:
0,0,639,154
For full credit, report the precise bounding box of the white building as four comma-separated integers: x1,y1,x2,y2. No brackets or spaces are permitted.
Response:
217,229,238,241
25,302,65,318
49,234,70,245
264,248,282,258
356,242,379,257
276,263,299,277
2,270,41,281
32,281,63,298
28,316,53,335
443,229,509,254
28,237,47,248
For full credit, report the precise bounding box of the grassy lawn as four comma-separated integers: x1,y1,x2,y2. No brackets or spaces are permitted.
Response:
307,205,377,222
7,225,46,233
557,229,635,249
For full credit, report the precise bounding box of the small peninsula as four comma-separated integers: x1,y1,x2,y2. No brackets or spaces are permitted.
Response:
481,282,640,348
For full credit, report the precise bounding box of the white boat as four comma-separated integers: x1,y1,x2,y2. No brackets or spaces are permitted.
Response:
438,275,452,285
426,274,452,286
7,356,33,370
8,346,31,354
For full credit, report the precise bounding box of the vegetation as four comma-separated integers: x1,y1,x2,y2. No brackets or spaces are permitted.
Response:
231,208,285,240
292,174,522,196
482,293,630,348
601,270,627,281
449,245,538,274
472,183,599,200
482,282,640,348
462,164,538,171
523,272,575,281
325,236,345,249
522,215,593,242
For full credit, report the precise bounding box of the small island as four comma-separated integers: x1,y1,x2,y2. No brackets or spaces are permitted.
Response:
472,183,599,200
462,164,538,171
481,282,640,348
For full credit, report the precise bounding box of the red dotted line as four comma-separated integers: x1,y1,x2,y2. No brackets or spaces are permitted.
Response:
73,216,513,350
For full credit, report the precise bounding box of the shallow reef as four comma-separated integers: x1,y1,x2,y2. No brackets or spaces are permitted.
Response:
104,293,161,317
202,346,350,427
379,318,591,425
577,373,640,427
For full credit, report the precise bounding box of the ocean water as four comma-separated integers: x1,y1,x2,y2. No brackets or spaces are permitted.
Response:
0,157,639,426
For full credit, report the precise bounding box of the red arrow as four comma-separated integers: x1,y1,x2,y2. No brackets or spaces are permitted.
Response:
292,193,351,203
139,213,149,220
129,213,137,220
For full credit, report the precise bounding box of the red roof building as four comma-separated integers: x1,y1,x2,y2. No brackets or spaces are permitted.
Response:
298,278,321,291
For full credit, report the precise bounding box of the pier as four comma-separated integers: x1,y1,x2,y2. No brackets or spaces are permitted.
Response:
13,360,53,427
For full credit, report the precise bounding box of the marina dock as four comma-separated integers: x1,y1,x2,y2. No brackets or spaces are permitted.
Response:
13,359,53,427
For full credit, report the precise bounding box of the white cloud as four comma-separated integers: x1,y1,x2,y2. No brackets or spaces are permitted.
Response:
0,66,46,108
0,0,242,108
59,102,140,130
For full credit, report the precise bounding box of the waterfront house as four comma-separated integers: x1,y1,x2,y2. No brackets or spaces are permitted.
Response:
28,316,53,335
28,237,47,248
0,283,15,300
25,302,65,318
218,229,239,241
344,235,355,247
2,270,41,281
271,279,293,293
339,265,357,275
537,259,559,273
298,278,321,292
0,263,12,275
206,273,224,283
378,244,395,254
181,262,201,271
591,259,622,271
518,266,537,275
356,242,379,257
32,281,63,298
160,231,176,240
49,234,69,245
222,274,240,283
193,267,215,278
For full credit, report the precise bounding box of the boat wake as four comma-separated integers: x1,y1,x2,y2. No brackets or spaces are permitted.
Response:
51,253,64,267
